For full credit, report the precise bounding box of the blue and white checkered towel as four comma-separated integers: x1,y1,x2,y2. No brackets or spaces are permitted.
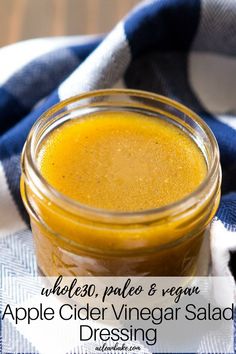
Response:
0,0,236,352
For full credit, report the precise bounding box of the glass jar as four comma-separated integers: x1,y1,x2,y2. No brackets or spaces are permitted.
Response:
20,89,221,277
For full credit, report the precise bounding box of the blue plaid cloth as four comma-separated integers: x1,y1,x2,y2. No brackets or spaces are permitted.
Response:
0,0,236,353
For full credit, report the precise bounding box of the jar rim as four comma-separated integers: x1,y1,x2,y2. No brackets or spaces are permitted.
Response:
22,88,221,224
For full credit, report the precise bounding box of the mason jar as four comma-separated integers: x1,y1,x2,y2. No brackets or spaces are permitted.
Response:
20,89,221,276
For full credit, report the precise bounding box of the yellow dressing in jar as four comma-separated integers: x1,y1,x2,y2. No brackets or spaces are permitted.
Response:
38,112,207,212
20,89,221,276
